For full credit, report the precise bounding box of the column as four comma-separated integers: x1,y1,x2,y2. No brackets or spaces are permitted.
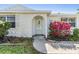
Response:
76,13,79,28
45,16,48,38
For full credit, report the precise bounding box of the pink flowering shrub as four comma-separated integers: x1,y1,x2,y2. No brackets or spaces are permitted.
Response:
49,21,71,40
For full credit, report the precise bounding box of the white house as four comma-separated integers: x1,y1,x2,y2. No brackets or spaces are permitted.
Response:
0,5,79,38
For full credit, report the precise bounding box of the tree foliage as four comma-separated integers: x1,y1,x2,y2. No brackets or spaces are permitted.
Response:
0,19,11,37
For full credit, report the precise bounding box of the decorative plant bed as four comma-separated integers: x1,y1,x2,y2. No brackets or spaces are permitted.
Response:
47,40,79,49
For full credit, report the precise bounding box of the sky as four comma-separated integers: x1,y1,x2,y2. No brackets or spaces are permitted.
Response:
0,4,79,13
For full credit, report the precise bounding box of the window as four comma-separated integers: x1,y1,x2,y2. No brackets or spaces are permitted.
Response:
0,15,15,28
61,17,75,27
61,18,67,22
7,15,15,28
69,18,75,27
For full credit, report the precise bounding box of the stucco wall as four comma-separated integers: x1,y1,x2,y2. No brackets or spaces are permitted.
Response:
8,14,33,37
7,13,48,37
15,14,32,37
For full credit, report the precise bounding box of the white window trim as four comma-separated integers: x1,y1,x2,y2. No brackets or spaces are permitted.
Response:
61,17,76,27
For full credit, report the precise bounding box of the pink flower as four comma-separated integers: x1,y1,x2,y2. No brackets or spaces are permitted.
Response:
50,21,71,38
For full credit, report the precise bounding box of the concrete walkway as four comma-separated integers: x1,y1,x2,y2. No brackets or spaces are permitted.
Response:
33,36,79,54
33,36,47,53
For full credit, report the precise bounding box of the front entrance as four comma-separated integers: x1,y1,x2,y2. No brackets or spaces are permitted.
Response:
32,16,44,35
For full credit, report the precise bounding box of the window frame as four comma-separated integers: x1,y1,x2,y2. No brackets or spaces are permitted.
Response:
0,15,15,28
6,15,15,28
61,17,76,27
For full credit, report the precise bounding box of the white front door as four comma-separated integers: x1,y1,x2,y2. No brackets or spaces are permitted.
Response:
35,19,43,34
32,18,44,35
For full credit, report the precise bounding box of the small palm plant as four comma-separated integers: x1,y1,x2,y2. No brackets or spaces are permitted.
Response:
0,18,11,43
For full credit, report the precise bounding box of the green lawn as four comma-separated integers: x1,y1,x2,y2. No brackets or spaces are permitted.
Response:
0,39,40,54
24,39,40,54
0,45,24,54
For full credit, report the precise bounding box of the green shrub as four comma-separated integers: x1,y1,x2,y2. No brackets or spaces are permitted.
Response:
73,28,79,36
0,20,11,37
69,28,79,41
49,28,79,41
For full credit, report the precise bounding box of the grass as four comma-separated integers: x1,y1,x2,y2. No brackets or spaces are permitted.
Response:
0,38,41,54
0,45,24,54
24,39,41,54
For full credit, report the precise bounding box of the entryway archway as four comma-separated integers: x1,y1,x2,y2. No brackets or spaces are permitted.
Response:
32,16,44,35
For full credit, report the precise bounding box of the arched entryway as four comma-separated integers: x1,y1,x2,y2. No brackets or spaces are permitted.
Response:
32,16,44,35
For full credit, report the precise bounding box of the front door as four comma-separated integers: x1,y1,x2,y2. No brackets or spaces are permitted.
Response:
35,19,43,34
32,17,44,35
